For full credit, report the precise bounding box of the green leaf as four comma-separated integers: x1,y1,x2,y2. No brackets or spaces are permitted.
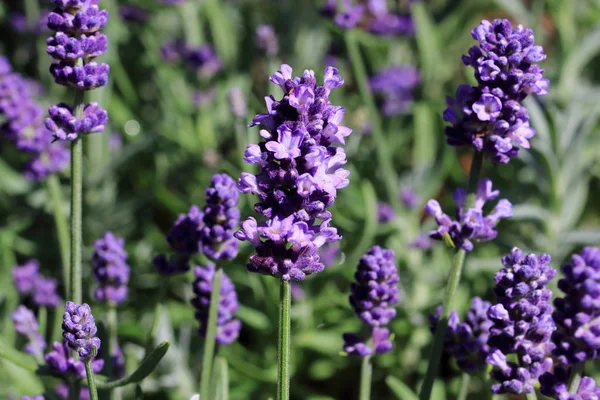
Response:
563,229,600,245
0,341,38,372
94,341,170,390
411,2,441,89
211,356,229,400
413,104,438,168
558,26,600,101
386,376,418,400
236,305,270,331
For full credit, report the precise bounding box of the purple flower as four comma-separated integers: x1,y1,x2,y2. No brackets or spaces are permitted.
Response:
153,254,191,276
343,246,399,356
33,276,61,307
183,45,222,79
49,62,110,90
12,305,46,357
325,0,413,36
93,232,130,305
45,341,104,379
236,65,350,281
10,10,51,35
319,243,340,266
255,25,279,57
551,247,600,366
487,248,556,394
424,178,512,252
166,205,204,255
377,202,395,223
429,297,492,373
408,233,433,250
118,5,149,23
62,301,101,358
13,259,41,294
47,32,107,63
45,102,108,141
21,395,45,400
369,66,420,116
55,383,91,400
400,187,418,209
191,264,241,345
199,173,241,261
444,19,548,163
540,367,600,400
23,144,70,181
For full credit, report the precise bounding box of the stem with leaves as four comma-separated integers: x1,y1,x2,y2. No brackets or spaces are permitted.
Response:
200,268,223,400
359,354,372,400
85,350,99,400
418,152,483,400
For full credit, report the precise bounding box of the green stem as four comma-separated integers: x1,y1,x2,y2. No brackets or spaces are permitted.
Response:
200,268,223,400
525,392,538,400
85,357,99,400
46,175,70,297
418,152,483,400
70,86,85,304
457,373,470,400
38,306,47,342
277,280,292,400
345,30,398,207
107,305,121,400
568,363,584,393
69,380,81,400
359,355,372,400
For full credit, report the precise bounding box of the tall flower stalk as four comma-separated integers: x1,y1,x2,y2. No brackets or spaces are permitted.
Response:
236,65,351,399
45,0,111,304
419,18,548,400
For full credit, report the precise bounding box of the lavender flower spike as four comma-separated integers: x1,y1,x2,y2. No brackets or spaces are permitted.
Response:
429,297,492,373
235,65,351,281
552,247,600,365
487,248,556,394
444,19,548,163
12,259,41,294
191,264,241,345
342,246,399,356
45,341,104,379
93,232,130,304
12,305,46,357
62,301,101,358
424,178,512,251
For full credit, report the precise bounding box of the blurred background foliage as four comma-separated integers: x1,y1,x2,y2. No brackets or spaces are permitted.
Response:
1,0,599,399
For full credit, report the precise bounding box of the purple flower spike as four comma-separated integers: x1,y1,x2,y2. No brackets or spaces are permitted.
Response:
45,341,104,379
324,0,413,36
255,25,279,57
424,178,512,251
24,144,70,181
487,248,556,394
13,259,41,294
33,276,61,307
369,66,420,116
377,202,395,223
552,247,600,366
540,367,600,400
343,246,399,356
62,301,101,358
429,297,492,373
12,305,46,357
47,32,107,63
191,264,241,345
444,19,548,163
236,65,350,281
167,205,204,255
93,232,130,305
49,62,110,90
199,174,241,261
45,102,108,141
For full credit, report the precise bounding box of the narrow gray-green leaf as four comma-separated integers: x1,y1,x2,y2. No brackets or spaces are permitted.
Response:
385,376,418,400
211,356,229,400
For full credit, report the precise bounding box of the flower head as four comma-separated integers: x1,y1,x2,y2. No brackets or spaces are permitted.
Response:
487,248,556,394
191,264,241,345
369,66,420,116
12,305,46,357
236,65,350,281
424,178,512,251
443,19,548,163
323,0,413,36
62,302,101,358
45,340,104,378
92,232,130,304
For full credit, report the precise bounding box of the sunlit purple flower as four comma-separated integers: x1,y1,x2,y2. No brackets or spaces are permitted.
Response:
62,302,101,358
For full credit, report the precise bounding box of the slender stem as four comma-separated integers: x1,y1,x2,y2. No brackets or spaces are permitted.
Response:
46,175,70,297
70,85,85,304
525,392,538,400
277,280,292,400
345,30,398,207
68,380,81,400
84,357,99,400
107,305,121,400
457,373,470,400
200,268,223,400
568,363,584,393
359,355,372,400
418,152,483,400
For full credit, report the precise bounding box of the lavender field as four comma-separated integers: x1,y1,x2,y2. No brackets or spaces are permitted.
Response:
1,0,600,399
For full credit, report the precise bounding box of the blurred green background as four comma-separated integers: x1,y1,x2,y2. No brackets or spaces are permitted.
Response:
1,0,600,399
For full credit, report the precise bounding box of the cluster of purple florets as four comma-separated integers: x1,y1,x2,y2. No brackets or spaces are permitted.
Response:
443,19,549,163
13,259,62,307
342,246,399,356
235,65,350,281
425,178,512,252
154,173,240,275
551,247,600,366
45,0,110,141
0,57,69,180
62,301,101,358
487,248,556,394
322,0,413,37
161,40,222,79
369,67,420,116
191,264,241,345
12,305,46,357
430,297,492,373
92,232,130,305
45,340,104,379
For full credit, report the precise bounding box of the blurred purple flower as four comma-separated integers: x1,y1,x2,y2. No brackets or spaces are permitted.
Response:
369,66,420,116
256,24,279,56
93,232,130,305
